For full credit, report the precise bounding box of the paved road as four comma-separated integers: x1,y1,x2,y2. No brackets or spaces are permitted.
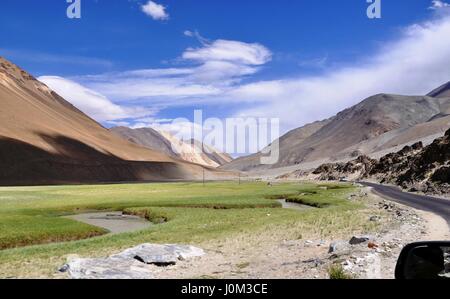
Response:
361,182,450,226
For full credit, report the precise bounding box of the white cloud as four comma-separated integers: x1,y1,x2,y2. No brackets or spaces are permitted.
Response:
429,0,450,9
40,12,450,138
183,30,194,37
38,76,155,123
298,54,329,69
182,40,272,65
183,30,210,45
141,1,169,21
227,13,450,130
73,38,272,105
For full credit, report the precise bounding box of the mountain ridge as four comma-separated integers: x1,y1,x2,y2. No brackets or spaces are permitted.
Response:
0,57,223,185
110,126,232,168
427,81,450,99
221,90,450,172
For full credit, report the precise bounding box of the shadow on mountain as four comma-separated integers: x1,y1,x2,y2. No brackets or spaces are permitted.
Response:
0,134,191,186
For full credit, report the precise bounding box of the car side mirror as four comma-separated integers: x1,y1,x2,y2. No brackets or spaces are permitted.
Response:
395,241,450,279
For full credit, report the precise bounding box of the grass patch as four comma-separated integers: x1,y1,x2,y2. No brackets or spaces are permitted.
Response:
0,181,297,250
236,262,251,269
0,181,374,278
0,214,106,250
328,264,354,280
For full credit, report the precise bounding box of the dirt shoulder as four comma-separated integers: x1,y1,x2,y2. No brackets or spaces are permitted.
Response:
415,209,450,240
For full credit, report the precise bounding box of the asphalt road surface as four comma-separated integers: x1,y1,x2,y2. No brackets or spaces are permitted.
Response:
361,182,450,226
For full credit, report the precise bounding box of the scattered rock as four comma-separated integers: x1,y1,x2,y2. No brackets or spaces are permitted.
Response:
375,247,385,253
302,258,325,267
310,129,450,195
328,241,351,254
58,264,69,273
342,260,354,271
369,216,381,222
368,242,379,249
349,236,370,245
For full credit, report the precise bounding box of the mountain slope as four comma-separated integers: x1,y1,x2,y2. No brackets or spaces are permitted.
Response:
222,91,449,172
0,57,215,185
110,126,176,158
110,127,232,168
158,131,229,168
427,81,450,99
221,119,331,171
189,138,233,166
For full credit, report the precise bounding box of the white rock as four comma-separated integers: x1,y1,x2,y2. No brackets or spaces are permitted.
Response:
113,244,205,264
342,260,353,271
67,257,153,279
63,243,205,279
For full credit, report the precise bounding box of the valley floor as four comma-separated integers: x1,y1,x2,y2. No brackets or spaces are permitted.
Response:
113,189,450,279
0,181,446,278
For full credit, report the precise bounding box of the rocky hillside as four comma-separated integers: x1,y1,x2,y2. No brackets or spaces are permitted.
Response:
222,83,450,172
111,127,233,168
221,119,331,171
309,129,450,195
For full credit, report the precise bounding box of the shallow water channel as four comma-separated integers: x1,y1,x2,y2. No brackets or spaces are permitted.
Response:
277,199,314,211
65,212,153,234
66,200,311,236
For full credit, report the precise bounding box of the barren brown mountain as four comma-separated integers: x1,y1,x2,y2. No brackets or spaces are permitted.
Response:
222,86,450,172
221,119,331,171
0,57,221,185
110,127,176,158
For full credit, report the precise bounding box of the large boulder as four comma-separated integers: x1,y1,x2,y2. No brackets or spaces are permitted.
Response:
328,241,352,255
61,244,205,279
65,257,154,279
112,244,205,265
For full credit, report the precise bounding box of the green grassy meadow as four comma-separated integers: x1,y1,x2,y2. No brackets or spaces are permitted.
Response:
0,181,378,278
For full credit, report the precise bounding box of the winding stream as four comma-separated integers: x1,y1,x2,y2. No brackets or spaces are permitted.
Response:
66,200,312,236
277,199,314,211
65,212,153,234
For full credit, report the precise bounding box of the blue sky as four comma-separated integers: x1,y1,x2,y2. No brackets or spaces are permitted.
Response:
1,0,450,141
